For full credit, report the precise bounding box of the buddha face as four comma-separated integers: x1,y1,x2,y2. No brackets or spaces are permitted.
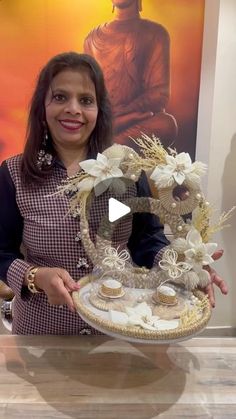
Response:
111,0,139,9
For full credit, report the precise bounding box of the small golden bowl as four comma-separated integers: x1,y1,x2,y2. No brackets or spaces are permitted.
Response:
100,279,123,297
155,285,177,305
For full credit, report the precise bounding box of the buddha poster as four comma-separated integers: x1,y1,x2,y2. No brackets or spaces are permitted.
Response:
0,0,205,162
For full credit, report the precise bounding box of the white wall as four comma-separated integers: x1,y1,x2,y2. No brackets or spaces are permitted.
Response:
196,0,236,327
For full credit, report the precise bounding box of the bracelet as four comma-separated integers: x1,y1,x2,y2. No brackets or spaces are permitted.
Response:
26,267,43,294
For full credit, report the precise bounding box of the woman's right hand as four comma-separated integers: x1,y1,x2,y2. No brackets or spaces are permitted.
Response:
33,267,80,312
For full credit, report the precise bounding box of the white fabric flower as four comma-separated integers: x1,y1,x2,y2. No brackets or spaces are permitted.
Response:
80,153,123,188
184,228,217,273
125,303,160,330
78,153,124,195
109,302,179,331
150,152,206,188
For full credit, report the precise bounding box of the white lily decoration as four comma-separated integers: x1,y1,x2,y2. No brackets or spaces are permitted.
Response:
125,303,160,330
79,153,124,195
109,302,179,331
184,228,217,273
150,152,206,188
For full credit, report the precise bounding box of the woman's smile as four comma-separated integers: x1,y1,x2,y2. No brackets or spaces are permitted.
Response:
58,119,85,131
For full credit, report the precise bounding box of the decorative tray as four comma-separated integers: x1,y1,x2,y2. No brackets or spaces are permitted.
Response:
73,275,211,344
59,136,233,343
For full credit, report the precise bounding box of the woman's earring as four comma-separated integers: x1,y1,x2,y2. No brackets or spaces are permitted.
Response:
37,128,53,169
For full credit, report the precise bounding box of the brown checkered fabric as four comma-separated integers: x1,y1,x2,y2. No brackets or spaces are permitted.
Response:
5,155,134,334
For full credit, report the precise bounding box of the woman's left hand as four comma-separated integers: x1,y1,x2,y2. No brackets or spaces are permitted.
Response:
203,249,228,307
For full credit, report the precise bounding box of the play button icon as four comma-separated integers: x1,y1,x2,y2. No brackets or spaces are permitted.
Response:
108,198,131,222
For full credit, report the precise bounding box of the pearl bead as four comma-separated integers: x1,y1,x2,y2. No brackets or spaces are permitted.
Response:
131,174,136,180
205,201,210,206
128,153,134,159
171,202,177,208
196,193,201,200
177,225,183,232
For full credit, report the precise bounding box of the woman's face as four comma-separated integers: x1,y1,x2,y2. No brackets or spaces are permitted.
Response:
45,69,98,151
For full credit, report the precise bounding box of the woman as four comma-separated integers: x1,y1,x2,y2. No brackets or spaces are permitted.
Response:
0,52,170,334
0,52,227,335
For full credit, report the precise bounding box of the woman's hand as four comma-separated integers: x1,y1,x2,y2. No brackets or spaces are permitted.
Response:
34,267,80,312
203,249,228,307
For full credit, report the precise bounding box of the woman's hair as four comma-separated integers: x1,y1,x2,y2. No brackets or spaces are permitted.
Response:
21,52,113,182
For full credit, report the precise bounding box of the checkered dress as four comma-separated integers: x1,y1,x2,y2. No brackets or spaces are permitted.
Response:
1,155,168,335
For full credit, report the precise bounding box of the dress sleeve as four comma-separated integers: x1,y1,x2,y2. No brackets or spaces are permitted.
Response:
0,161,31,298
127,172,169,268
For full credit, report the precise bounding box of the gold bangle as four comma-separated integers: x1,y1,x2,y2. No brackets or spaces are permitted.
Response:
27,267,43,294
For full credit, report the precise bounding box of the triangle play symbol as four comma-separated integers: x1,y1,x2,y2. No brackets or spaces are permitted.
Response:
108,198,131,222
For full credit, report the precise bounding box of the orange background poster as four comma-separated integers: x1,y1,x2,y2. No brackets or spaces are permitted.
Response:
0,0,205,162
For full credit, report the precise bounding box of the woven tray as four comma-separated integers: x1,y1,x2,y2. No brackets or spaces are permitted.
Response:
73,276,212,344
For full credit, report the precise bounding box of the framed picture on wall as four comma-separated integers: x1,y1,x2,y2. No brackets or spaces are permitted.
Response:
0,0,205,162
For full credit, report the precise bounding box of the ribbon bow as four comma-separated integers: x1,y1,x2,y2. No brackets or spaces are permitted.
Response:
159,248,191,279
102,246,130,271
